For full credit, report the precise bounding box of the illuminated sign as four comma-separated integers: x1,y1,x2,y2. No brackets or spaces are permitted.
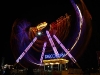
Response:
45,52,66,59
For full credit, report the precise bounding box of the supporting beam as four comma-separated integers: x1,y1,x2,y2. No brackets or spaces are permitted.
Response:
16,37,37,63
53,35,76,63
53,35,80,68
46,30,59,58
40,42,47,65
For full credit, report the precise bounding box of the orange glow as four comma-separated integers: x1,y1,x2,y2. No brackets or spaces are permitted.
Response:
43,58,69,65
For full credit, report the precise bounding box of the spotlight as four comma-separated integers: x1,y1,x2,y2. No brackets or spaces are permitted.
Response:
37,31,42,36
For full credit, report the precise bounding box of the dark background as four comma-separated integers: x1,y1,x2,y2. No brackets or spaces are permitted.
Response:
0,0,100,70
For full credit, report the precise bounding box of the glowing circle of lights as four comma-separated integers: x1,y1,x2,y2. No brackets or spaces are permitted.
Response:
10,0,92,68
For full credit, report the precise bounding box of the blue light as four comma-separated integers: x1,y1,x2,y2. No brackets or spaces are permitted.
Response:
45,52,66,59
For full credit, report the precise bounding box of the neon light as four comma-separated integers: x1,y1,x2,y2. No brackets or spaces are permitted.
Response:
40,42,47,64
46,30,59,58
53,35,76,63
16,37,37,63
45,52,66,59
36,22,47,31
70,0,83,51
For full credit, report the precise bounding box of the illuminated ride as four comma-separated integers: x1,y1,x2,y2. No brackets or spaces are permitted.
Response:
10,0,92,68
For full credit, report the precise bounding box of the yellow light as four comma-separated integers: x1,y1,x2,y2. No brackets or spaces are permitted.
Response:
55,62,59,64
36,22,47,31
43,58,69,65
50,63,54,65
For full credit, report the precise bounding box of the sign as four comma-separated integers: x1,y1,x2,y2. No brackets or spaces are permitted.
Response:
45,52,66,59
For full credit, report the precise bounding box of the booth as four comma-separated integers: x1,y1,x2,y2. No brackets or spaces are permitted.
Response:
42,58,69,71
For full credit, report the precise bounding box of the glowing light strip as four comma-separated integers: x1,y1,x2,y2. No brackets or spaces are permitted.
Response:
70,5,83,51
40,42,47,64
53,35,76,63
46,30,59,58
70,0,83,51
16,37,37,63
45,52,66,59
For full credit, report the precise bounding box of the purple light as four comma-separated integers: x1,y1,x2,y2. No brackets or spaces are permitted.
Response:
40,42,47,64
46,30,59,58
16,37,37,63
53,35,76,63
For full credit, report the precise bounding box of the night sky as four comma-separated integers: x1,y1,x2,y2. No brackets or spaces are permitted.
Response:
0,0,100,69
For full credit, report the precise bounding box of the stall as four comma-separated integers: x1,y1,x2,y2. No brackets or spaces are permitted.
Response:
43,58,69,71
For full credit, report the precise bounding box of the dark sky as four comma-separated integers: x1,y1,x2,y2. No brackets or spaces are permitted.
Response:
0,0,100,69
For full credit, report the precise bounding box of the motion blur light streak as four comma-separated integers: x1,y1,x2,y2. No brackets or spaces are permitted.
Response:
69,1,83,51
10,0,92,67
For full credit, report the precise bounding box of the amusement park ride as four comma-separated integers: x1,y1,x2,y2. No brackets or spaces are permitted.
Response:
16,29,80,68
11,0,92,69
